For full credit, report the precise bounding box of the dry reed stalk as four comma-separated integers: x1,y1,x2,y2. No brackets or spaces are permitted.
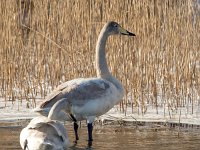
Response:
0,0,199,116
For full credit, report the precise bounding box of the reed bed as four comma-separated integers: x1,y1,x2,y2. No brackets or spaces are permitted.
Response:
0,0,199,115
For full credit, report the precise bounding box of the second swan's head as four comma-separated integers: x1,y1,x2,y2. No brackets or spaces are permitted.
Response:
104,21,136,36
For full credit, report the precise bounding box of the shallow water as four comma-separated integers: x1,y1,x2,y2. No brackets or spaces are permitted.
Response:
1,120,200,150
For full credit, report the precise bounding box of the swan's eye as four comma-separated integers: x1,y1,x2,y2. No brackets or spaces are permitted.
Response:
113,24,118,28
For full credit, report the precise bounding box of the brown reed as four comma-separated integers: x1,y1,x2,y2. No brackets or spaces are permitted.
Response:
0,0,199,114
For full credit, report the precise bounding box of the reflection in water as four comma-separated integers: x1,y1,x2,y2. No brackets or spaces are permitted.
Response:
1,120,200,150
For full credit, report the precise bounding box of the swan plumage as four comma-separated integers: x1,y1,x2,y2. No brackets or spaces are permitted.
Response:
34,21,135,144
20,116,70,150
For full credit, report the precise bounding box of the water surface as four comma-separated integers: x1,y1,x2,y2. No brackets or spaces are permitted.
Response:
0,120,200,150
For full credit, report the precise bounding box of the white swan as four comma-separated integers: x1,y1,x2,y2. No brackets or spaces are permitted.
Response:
20,100,71,150
34,21,135,144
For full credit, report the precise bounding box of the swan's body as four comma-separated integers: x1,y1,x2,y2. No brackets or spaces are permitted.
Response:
20,108,70,150
37,77,123,122
34,21,135,144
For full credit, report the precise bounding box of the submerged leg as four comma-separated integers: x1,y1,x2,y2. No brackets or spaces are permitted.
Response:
87,123,93,147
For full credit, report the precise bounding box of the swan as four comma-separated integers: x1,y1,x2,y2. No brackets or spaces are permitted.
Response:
34,21,135,145
20,101,71,150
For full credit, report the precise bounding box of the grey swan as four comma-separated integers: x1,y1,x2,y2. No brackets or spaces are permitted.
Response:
34,21,135,145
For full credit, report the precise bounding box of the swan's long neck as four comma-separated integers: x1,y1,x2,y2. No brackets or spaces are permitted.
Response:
48,99,69,121
96,26,111,78
95,25,124,96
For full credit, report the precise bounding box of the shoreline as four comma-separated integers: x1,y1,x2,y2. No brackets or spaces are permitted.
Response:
1,100,200,128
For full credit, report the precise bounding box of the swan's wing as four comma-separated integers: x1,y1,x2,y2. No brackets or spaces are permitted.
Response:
37,78,84,108
38,78,111,108
66,79,111,106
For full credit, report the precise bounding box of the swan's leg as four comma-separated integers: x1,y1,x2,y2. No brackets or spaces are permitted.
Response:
70,114,79,142
23,139,28,150
87,123,93,147
87,123,93,141
74,122,79,141
87,116,95,147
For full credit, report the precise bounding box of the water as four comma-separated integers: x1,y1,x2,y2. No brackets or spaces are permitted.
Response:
1,120,200,150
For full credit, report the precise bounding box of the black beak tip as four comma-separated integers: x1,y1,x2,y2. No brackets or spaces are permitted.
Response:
128,31,136,36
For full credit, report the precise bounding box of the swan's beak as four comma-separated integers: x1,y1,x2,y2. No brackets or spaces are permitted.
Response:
119,26,136,36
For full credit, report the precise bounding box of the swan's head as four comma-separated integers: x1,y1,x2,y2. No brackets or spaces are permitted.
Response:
105,21,136,36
